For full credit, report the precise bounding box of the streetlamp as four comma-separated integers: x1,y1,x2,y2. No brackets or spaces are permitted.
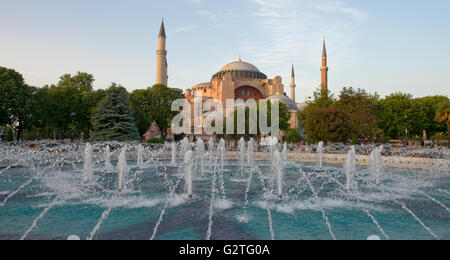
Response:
71,112,76,142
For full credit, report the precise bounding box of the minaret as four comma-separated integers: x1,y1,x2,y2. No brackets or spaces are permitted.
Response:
290,64,296,103
156,18,168,86
320,37,328,96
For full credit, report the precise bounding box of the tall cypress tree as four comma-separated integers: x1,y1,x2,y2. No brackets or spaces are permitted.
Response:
90,84,140,141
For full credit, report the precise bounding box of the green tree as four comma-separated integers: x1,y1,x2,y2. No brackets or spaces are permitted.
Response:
57,72,96,137
415,96,449,138
33,72,97,140
29,86,52,139
299,88,335,130
90,84,140,141
335,87,379,142
130,84,184,139
0,86,8,125
129,97,151,137
0,67,35,140
58,72,94,93
376,93,424,140
47,84,75,139
230,100,290,140
435,100,450,147
305,107,353,143
285,128,302,144
82,88,108,135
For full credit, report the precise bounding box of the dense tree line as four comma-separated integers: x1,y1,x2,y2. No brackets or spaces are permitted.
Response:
1,66,448,144
0,67,183,142
300,87,449,145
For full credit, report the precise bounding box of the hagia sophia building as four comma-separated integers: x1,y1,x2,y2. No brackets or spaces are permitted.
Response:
152,20,329,140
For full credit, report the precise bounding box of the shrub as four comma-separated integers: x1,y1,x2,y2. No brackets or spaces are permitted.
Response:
147,138,164,144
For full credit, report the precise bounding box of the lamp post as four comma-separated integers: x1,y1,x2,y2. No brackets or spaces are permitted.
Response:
71,112,76,142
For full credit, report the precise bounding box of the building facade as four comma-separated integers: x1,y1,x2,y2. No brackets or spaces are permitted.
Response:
153,20,330,140
183,58,302,139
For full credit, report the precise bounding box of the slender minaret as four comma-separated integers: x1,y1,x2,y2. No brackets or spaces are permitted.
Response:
320,37,328,96
156,19,168,86
290,64,296,103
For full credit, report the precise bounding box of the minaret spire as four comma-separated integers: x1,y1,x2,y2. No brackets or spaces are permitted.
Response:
290,64,296,103
320,37,329,97
159,18,166,38
156,18,168,86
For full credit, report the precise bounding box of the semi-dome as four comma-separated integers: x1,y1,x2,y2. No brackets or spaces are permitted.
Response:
213,60,267,80
267,95,299,111
220,61,261,73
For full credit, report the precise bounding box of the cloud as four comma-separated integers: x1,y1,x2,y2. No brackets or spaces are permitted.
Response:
168,25,198,34
305,1,368,22
241,0,368,69
195,10,217,20
186,0,204,4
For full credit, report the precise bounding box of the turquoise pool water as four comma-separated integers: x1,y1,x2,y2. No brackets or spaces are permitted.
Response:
0,161,449,240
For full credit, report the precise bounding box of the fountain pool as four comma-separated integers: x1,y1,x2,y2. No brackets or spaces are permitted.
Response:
0,142,449,240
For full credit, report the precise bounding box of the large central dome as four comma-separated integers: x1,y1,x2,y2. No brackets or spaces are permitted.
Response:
213,60,267,80
220,61,261,73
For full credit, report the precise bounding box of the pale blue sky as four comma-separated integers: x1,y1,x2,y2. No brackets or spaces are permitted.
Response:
1,0,449,99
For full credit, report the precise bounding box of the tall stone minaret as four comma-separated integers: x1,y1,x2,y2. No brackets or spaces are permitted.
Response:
290,64,296,103
320,37,329,96
156,19,168,86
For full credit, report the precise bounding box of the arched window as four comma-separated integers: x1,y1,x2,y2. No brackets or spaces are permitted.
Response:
235,86,263,101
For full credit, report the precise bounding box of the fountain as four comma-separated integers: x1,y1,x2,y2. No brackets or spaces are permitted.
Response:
117,146,128,192
0,139,449,240
370,145,383,186
137,144,144,170
273,150,284,200
316,141,324,169
82,143,93,184
282,142,288,162
238,138,246,180
345,145,357,192
247,138,254,166
208,137,215,153
267,136,279,165
171,142,177,166
185,151,193,200
104,145,113,173
218,139,226,172
196,139,205,180
181,137,190,156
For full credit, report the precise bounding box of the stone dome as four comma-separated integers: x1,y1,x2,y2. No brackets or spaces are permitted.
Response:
213,60,267,80
220,61,261,73
267,95,299,111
